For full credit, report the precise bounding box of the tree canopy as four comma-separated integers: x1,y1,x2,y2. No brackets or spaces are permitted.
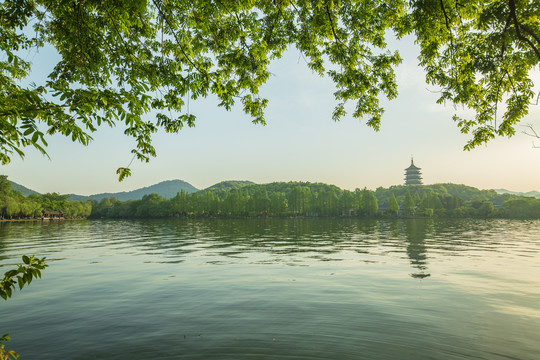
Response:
1,0,539,177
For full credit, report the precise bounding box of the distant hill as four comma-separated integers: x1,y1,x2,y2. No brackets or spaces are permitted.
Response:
495,189,540,199
68,179,199,202
200,180,255,193
6,174,539,204
8,180,40,196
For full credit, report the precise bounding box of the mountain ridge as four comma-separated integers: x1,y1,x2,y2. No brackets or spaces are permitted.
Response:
67,179,200,202
494,189,540,199
8,180,40,197
5,176,540,201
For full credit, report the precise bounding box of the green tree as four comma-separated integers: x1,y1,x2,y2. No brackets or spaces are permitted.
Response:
502,198,540,218
413,192,422,206
2,1,538,175
38,193,69,212
387,192,400,215
360,189,379,217
248,189,271,215
4,198,18,219
91,197,116,218
288,186,311,215
0,176,11,195
270,192,287,215
353,188,363,214
135,193,166,218
317,189,339,216
339,190,355,216
403,190,415,215
417,190,445,216
477,201,496,218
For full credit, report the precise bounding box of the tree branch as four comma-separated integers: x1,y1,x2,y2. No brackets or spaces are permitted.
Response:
325,3,350,51
522,123,540,138
0,101,88,118
151,0,199,71
508,0,540,61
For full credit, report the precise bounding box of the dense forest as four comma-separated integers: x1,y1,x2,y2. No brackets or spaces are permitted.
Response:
0,176,92,219
1,176,540,220
90,182,540,220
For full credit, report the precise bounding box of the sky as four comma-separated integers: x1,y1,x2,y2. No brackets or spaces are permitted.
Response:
3,35,540,196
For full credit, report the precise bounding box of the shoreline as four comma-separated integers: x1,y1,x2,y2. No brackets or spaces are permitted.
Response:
0,218,87,223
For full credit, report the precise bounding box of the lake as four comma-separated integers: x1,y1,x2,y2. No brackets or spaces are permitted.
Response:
1,219,539,359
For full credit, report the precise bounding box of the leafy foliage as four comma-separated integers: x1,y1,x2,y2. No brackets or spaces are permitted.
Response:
0,334,18,360
199,180,255,193
0,256,47,360
387,192,400,215
2,1,538,175
409,0,540,149
501,197,540,218
0,255,47,301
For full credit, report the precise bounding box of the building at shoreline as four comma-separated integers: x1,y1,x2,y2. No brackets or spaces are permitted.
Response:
404,158,423,185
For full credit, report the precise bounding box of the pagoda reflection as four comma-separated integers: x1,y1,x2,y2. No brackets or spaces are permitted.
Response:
403,219,430,279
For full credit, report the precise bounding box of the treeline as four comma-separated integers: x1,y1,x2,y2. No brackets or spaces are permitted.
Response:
374,184,529,218
3,176,539,220
91,182,379,218
90,182,540,219
0,176,92,220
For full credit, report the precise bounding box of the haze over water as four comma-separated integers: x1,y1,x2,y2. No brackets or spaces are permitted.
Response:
1,218,539,359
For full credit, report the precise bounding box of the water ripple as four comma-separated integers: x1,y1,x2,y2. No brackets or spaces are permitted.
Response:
1,218,540,359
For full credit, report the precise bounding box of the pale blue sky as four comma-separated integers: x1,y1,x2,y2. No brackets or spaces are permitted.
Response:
3,36,540,195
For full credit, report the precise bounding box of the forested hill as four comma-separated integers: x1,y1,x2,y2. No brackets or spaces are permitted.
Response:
67,179,199,202
89,181,540,219
2,175,540,219
199,180,255,193
495,189,540,199
374,183,514,204
8,180,40,197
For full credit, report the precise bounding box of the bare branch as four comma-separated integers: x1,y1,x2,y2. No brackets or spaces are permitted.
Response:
522,123,540,138
522,124,540,148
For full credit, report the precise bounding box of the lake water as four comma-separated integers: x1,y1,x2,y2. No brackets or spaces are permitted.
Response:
1,219,539,359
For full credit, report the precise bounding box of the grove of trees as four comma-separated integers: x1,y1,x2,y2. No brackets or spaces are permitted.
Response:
0,175,91,219
91,182,377,218
89,181,540,219
2,176,539,220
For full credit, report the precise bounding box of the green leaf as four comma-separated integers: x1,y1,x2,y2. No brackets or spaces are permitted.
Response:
17,276,24,290
116,167,132,181
4,270,18,278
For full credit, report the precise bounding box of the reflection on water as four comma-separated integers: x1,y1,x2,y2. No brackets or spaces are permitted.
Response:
1,219,540,359
402,220,430,278
1,218,539,274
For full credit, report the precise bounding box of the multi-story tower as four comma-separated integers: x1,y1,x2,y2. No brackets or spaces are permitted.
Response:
404,158,423,185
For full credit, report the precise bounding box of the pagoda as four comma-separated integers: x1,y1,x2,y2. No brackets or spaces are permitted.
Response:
404,158,423,185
